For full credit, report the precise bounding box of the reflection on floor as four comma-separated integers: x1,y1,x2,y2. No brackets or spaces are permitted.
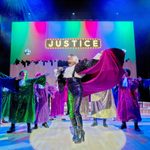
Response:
0,116,150,150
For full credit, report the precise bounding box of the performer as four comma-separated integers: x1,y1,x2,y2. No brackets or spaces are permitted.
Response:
63,54,85,143
33,73,49,129
57,48,125,143
117,68,142,131
0,72,16,123
1,88,11,123
48,85,58,120
91,89,116,127
7,70,46,133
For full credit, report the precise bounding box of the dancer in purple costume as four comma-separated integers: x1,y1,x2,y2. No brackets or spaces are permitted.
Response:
117,68,142,131
33,73,49,129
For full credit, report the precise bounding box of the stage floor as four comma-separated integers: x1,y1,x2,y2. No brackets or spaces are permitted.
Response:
0,116,150,150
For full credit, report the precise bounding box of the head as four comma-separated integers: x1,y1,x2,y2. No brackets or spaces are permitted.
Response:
19,70,28,80
124,68,131,77
67,54,79,66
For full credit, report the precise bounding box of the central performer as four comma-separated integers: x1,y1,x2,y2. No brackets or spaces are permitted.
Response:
63,54,85,143
57,48,125,144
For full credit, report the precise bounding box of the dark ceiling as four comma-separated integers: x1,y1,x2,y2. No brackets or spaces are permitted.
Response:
0,0,150,21
0,0,150,78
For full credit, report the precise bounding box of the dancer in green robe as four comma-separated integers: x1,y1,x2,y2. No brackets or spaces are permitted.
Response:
7,70,46,133
0,72,16,123
2,88,11,119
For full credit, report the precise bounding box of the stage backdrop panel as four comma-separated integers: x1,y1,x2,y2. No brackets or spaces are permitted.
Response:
10,21,137,83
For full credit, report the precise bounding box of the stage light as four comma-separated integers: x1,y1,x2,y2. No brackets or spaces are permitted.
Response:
115,12,119,15
72,12,75,16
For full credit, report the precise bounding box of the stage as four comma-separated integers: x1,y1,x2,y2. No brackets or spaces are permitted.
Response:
0,116,150,150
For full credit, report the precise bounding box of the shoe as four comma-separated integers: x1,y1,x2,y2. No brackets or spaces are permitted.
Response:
91,118,98,127
72,126,81,143
120,122,127,129
27,123,32,133
2,119,8,123
75,116,85,143
61,118,66,121
134,122,141,132
28,128,32,133
33,124,38,129
7,123,15,133
42,122,49,128
91,122,98,126
103,123,108,127
78,127,85,142
70,118,80,143
135,126,141,132
103,119,108,127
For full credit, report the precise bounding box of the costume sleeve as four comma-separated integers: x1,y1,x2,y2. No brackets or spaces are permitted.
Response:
0,77,16,91
58,73,66,92
75,59,98,73
0,72,11,79
29,75,46,86
131,79,140,90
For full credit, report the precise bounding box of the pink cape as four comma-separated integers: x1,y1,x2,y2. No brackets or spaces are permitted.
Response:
79,48,125,96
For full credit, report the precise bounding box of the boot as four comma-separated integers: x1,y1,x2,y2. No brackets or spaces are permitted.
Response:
72,126,81,143
7,123,15,133
134,122,141,132
70,118,78,142
120,121,127,129
103,119,108,127
33,123,38,129
27,123,32,133
91,118,98,126
76,116,85,143
2,119,8,123
42,122,49,128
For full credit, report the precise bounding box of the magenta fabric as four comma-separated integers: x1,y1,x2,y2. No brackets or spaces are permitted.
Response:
35,88,49,123
50,91,58,117
117,78,142,122
79,49,125,96
50,89,67,117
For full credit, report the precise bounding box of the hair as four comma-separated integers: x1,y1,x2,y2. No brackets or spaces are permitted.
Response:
124,68,131,76
19,70,28,80
68,54,79,64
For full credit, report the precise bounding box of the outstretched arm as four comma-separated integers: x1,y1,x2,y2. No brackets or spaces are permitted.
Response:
0,72,12,79
30,74,47,86
0,77,16,91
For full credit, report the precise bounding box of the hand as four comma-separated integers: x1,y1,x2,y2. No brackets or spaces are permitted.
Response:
122,49,126,53
93,51,103,60
58,67,64,71
36,97,39,103
45,73,50,76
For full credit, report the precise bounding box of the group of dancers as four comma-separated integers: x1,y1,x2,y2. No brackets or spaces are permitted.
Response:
0,48,142,144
